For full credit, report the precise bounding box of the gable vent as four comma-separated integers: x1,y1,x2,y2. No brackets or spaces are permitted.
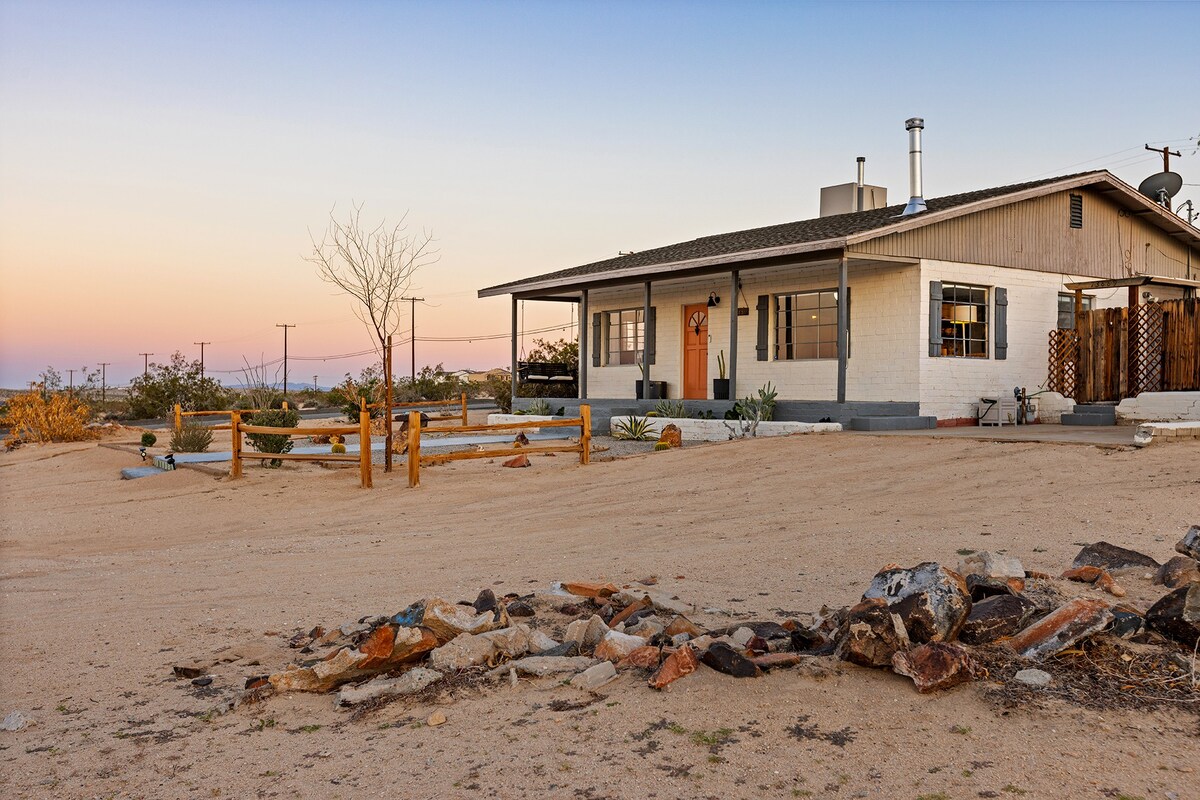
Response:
1069,194,1083,228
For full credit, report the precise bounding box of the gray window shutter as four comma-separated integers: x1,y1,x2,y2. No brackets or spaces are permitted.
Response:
591,313,602,367
928,281,943,357
845,286,851,358
994,287,1008,360
756,295,769,361
645,307,657,365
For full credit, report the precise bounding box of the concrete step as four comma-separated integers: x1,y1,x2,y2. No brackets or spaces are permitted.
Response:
1061,413,1117,426
1073,404,1117,419
849,416,937,431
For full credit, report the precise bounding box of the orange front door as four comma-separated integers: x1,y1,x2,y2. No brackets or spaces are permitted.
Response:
683,304,709,399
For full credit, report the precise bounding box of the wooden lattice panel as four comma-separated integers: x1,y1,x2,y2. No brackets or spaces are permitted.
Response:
1047,329,1079,399
1130,303,1165,396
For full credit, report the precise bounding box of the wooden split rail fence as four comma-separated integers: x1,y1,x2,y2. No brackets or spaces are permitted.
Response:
229,410,373,488
173,403,287,434
404,405,591,488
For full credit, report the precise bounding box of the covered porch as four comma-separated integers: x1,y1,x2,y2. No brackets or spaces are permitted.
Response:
491,249,926,428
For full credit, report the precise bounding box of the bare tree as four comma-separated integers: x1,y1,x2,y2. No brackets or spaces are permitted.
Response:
305,203,438,361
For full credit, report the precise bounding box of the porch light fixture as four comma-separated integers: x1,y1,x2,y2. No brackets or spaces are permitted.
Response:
707,292,721,308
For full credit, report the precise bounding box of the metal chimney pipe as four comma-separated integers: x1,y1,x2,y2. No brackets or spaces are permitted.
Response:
855,156,866,212
901,117,927,216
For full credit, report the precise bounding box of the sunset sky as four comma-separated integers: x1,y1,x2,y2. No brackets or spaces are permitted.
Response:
1,0,1196,389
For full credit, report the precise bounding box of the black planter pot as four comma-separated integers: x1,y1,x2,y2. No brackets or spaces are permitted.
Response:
634,381,667,400
712,379,730,400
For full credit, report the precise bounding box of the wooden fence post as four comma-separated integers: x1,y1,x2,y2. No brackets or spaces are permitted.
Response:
461,392,468,427
359,410,372,488
407,410,421,488
579,404,591,465
174,404,182,436
230,411,242,478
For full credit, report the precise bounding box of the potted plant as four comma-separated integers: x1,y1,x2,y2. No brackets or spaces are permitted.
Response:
712,350,730,400
634,361,666,400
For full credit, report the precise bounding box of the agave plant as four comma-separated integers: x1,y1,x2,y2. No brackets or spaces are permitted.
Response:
653,399,689,419
523,398,552,416
612,416,654,441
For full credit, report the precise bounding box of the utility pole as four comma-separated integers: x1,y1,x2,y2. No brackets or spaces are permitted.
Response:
1145,144,1183,211
139,352,154,377
313,375,319,392
276,324,296,398
99,363,110,402
194,341,211,378
400,296,424,383
67,369,75,395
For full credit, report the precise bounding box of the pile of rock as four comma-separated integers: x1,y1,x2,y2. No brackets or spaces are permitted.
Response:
248,526,1199,707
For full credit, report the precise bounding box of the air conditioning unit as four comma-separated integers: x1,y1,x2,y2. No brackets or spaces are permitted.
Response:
978,397,1019,426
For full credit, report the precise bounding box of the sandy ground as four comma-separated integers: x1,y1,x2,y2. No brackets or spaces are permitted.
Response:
0,429,1198,800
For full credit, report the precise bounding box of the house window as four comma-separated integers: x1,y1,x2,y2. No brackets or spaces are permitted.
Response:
940,283,988,357
1057,293,1093,329
775,289,841,360
606,309,643,366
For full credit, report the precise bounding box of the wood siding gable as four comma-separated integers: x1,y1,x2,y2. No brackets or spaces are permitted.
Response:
854,188,1199,280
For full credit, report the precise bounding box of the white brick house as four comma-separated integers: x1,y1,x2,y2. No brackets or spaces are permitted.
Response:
479,171,1200,427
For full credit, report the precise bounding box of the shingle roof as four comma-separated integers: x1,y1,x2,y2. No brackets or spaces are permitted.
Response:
480,171,1103,296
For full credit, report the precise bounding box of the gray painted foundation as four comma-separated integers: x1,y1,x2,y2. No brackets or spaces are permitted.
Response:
512,396,922,432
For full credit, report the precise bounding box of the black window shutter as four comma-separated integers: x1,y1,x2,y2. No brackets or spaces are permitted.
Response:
756,295,769,361
591,312,602,367
994,287,1008,360
929,281,943,357
646,307,657,365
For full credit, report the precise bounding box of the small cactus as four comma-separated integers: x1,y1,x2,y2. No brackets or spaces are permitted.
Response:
654,441,671,451
331,442,347,454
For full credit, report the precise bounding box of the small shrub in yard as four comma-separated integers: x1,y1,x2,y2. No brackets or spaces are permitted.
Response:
612,416,654,441
140,432,157,447
170,422,212,453
521,398,552,416
245,408,300,468
5,392,97,443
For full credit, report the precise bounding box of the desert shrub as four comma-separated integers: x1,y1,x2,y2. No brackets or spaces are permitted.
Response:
127,352,229,419
395,363,472,403
485,374,513,413
654,399,690,419
331,442,347,454
612,416,654,441
170,422,212,453
5,392,97,443
330,367,384,422
520,398,552,416
140,432,158,447
244,408,300,467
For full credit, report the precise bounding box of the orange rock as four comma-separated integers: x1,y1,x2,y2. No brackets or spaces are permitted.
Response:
619,645,662,670
564,581,619,599
664,615,703,638
657,424,682,448
357,624,397,669
609,595,652,628
891,642,979,693
1095,571,1126,597
1007,598,1114,660
502,454,531,468
1063,565,1125,597
648,644,698,689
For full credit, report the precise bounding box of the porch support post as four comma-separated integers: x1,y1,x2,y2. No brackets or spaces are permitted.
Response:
837,255,849,404
728,269,739,400
510,296,518,408
642,281,652,400
579,289,588,400
1127,285,1139,396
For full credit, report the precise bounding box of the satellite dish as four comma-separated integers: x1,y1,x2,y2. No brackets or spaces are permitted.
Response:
1138,171,1183,203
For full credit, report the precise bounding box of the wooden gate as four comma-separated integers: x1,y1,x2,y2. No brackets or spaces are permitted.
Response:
1047,299,1200,402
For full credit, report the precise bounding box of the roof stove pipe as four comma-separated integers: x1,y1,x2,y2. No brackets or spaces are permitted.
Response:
901,117,927,216
855,156,865,212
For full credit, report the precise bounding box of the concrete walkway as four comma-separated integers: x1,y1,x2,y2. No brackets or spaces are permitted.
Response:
849,423,1137,447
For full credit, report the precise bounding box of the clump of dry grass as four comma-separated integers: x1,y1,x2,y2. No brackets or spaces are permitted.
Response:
4,392,98,443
